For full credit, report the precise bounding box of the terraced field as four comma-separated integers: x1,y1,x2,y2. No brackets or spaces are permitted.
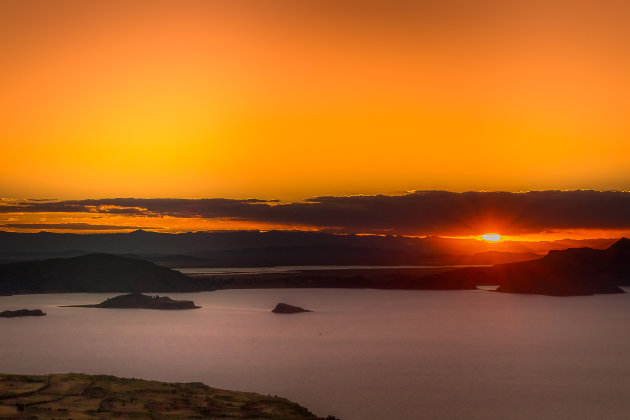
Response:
0,373,332,419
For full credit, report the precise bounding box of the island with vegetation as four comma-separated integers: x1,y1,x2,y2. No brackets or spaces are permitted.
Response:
0,309,46,318
63,292,200,310
0,373,338,419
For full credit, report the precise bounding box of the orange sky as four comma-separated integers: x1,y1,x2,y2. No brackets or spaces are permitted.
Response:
1,1,629,237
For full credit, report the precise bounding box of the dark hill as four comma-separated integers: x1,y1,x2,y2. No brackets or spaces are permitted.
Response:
66,292,200,309
602,237,630,284
0,309,46,317
458,250,540,265
0,253,202,295
419,238,630,296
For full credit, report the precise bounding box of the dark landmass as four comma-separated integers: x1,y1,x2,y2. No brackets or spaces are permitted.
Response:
165,246,540,268
420,238,630,296
124,253,219,268
0,229,610,266
602,237,630,285
0,309,46,318
0,246,539,269
126,249,538,269
1,239,628,295
192,266,478,291
64,292,200,310
457,251,540,265
0,373,336,419
0,253,482,294
0,253,203,295
0,255,484,295
272,303,311,314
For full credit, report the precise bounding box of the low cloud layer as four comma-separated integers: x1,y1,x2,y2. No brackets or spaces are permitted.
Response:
2,190,630,235
0,223,163,231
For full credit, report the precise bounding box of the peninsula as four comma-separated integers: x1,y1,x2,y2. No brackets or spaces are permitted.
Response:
272,303,311,314
419,238,630,296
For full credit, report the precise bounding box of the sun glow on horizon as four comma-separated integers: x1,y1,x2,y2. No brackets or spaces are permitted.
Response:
482,234,502,242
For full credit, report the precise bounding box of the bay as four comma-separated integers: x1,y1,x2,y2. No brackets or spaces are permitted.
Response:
1,289,630,419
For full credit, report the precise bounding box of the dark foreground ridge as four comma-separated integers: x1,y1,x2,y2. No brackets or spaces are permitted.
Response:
0,309,46,318
272,303,311,314
0,253,203,295
0,373,338,419
420,238,630,296
64,292,200,310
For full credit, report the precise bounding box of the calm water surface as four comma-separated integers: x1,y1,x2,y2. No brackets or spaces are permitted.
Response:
1,289,630,419
177,265,486,275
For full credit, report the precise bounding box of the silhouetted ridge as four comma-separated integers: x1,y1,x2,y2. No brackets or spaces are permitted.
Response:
606,237,630,257
538,247,605,268
130,229,157,236
600,237,630,284
0,253,202,295
420,240,630,296
0,230,616,266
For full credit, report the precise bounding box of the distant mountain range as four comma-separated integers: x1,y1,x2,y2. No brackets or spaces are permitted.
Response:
0,229,615,267
0,237,627,296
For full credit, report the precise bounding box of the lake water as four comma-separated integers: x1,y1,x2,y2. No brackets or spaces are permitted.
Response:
177,265,484,275
2,289,630,419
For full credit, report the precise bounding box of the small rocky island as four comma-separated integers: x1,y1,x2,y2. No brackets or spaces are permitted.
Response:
0,309,46,318
65,292,200,310
0,373,336,419
272,303,311,314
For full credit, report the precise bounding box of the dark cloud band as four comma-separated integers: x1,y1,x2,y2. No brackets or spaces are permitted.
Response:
0,223,163,231
1,190,629,235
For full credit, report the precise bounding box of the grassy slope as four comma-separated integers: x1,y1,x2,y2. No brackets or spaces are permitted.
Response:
0,373,331,419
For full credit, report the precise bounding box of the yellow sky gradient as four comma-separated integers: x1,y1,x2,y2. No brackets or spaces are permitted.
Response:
1,1,629,239
1,0,629,201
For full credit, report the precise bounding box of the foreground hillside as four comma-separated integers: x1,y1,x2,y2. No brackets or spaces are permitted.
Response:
0,253,202,295
0,373,334,419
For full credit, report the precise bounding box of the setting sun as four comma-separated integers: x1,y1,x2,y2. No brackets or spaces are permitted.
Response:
482,234,502,242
